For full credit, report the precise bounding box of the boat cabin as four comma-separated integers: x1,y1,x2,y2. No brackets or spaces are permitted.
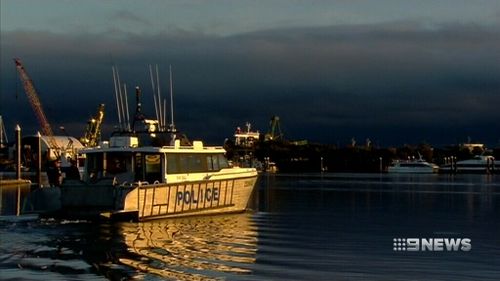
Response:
82,136,230,185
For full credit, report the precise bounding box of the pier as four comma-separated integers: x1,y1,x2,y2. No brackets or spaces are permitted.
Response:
0,179,31,186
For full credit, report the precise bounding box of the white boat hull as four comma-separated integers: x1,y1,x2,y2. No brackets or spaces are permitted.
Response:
439,158,499,174
440,166,497,174
387,160,439,174
57,174,258,221
123,176,258,220
388,166,438,174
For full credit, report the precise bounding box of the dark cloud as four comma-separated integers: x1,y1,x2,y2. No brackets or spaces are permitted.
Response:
1,21,499,146
110,10,152,26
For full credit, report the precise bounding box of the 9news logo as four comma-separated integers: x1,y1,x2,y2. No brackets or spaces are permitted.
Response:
393,238,471,252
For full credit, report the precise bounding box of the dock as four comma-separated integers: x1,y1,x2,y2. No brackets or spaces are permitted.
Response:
0,179,32,186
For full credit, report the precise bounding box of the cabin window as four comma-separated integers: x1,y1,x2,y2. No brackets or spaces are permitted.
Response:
134,153,143,181
188,155,205,172
166,153,229,174
145,154,161,172
177,154,206,173
179,154,189,173
106,152,130,174
86,153,103,180
145,154,162,183
218,154,229,169
134,153,163,183
166,154,178,174
207,154,224,171
207,156,216,171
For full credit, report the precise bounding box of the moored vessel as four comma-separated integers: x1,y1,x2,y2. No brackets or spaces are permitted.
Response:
388,158,439,174
440,155,497,174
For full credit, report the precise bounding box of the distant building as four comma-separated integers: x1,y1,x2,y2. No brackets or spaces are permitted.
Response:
22,135,84,169
460,143,485,153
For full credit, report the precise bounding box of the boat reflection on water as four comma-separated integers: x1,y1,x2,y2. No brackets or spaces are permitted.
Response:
0,182,32,216
118,212,258,280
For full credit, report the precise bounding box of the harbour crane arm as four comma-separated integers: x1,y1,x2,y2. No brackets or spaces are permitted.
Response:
81,104,105,147
14,58,60,155
0,115,8,147
265,115,283,141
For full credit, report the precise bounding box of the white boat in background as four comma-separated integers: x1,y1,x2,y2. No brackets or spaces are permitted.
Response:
440,155,497,174
234,122,260,148
388,158,439,174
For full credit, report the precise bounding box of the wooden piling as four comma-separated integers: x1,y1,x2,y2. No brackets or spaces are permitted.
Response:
15,124,21,180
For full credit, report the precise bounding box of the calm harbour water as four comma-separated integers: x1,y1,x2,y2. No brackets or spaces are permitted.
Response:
1,173,499,281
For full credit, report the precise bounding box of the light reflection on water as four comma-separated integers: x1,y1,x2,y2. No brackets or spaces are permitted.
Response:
118,214,258,280
1,173,499,281
0,214,259,281
255,173,500,281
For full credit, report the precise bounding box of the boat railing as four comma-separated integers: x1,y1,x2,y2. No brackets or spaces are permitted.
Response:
117,180,158,187
160,145,225,150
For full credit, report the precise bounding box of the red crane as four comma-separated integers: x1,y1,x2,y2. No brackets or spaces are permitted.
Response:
14,58,60,156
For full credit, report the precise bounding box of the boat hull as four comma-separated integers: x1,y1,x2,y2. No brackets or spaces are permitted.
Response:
439,166,498,174
388,167,438,174
30,175,258,221
122,176,258,221
439,162,499,174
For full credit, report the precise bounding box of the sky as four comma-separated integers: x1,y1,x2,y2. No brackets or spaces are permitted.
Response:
1,0,500,147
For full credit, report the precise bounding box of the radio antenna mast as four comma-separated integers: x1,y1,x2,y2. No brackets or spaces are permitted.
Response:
169,64,176,132
155,65,163,130
149,65,160,124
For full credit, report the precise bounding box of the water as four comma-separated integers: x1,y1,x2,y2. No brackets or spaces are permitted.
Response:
1,173,499,280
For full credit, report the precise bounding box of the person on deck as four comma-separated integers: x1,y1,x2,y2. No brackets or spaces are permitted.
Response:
65,160,81,180
47,160,63,187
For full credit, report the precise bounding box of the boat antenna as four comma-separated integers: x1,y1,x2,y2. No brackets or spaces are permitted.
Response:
112,66,123,130
169,64,176,132
123,83,131,131
149,64,160,125
155,64,163,130
116,67,127,131
117,71,128,132
163,98,167,131
133,86,145,132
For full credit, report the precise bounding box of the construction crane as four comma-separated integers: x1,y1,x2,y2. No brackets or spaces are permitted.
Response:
14,58,61,157
265,115,283,141
80,104,105,147
0,115,8,149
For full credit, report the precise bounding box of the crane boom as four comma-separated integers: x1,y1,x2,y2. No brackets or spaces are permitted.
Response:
0,115,7,148
81,104,105,147
265,115,283,141
14,58,60,155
